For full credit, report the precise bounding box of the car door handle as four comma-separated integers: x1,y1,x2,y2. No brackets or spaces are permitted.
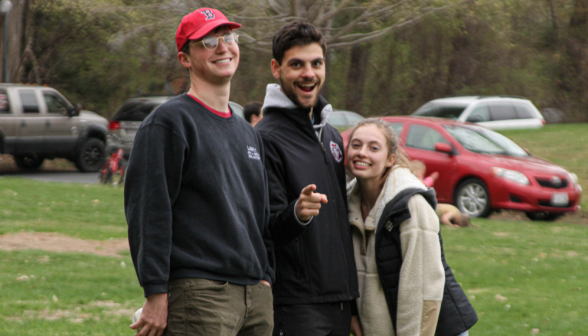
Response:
46,120,51,127
20,121,26,127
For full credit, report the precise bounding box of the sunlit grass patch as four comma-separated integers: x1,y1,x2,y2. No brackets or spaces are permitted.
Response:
0,249,142,336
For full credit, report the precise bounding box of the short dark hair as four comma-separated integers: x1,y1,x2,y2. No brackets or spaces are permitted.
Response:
272,21,327,65
243,102,263,123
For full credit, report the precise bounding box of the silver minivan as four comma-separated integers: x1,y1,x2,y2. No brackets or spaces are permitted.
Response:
412,96,545,130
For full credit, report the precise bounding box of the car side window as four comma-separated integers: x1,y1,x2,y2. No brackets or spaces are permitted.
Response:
467,105,490,122
406,124,450,151
0,89,9,113
19,90,40,113
389,122,404,137
514,104,533,119
43,92,69,114
489,103,517,121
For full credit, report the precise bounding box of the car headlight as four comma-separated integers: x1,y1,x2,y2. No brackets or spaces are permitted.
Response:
569,172,579,185
492,167,530,185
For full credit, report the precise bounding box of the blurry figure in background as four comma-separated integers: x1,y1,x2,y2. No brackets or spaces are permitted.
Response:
244,101,263,126
410,159,472,228
436,203,473,227
409,159,439,188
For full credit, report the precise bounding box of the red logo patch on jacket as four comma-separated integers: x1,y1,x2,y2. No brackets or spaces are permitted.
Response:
330,141,342,162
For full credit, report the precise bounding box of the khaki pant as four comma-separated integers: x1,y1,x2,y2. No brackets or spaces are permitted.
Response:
164,278,274,336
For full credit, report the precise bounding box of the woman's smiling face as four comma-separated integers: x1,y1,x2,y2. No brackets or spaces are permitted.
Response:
347,124,395,181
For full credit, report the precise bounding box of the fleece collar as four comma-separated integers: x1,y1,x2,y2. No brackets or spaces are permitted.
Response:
261,84,333,131
348,166,428,232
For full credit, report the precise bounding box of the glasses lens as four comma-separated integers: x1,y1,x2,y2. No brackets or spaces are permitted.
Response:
224,33,238,44
202,36,219,49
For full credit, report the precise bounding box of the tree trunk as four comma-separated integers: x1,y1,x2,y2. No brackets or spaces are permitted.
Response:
344,44,369,113
0,0,26,83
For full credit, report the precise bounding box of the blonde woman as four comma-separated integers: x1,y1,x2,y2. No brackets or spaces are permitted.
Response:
346,119,477,336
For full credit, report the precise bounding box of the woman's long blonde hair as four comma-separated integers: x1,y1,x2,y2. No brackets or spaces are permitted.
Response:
346,118,412,180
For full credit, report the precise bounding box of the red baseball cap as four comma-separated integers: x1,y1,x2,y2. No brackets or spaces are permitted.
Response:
176,8,242,52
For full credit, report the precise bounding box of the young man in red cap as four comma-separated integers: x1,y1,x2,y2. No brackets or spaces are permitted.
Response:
125,8,274,336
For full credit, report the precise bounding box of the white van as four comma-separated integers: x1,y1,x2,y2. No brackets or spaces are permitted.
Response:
411,96,545,130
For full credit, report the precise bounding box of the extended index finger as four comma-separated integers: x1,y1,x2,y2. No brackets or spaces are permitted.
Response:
300,184,317,196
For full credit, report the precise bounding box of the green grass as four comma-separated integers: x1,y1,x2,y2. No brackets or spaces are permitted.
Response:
0,123,587,335
499,124,588,213
0,249,142,335
0,177,126,240
443,219,588,335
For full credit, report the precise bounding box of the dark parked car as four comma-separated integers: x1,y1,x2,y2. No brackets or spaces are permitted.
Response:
341,116,581,220
106,95,244,157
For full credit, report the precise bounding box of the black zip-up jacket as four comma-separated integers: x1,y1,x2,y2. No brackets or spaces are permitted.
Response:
256,86,359,305
376,188,478,336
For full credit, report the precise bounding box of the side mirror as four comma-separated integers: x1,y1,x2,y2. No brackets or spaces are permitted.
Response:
435,142,453,154
68,103,81,117
467,115,482,123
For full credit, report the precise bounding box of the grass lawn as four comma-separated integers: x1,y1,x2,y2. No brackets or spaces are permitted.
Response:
1,122,587,335
0,249,142,336
443,219,588,335
499,124,588,214
0,177,126,240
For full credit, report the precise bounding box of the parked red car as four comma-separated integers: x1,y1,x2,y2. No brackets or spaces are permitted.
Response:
341,116,582,220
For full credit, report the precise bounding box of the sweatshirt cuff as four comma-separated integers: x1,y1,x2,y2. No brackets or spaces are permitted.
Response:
262,273,273,285
294,199,313,226
350,299,358,316
143,283,168,298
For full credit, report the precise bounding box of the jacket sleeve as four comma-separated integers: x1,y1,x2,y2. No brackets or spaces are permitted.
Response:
258,134,276,284
260,134,309,248
396,194,445,336
125,122,187,297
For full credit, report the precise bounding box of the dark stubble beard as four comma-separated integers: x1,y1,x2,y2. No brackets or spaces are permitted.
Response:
279,73,321,109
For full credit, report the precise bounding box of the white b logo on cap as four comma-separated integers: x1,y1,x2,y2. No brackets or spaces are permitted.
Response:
201,10,215,20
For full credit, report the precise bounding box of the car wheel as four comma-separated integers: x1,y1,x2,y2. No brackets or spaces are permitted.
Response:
13,155,44,170
525,212,564,221
455,178,492,218
75,138,106,172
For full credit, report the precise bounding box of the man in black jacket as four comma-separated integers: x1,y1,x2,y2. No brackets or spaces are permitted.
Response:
256,21,359,336
125,8,274,336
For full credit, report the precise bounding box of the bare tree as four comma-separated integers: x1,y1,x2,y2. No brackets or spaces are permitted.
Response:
213,0,461,52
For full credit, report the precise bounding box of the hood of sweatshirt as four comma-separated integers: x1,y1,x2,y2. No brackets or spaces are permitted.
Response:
261,84,333,133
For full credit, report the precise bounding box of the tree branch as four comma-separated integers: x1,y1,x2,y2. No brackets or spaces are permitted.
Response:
329,5,451,48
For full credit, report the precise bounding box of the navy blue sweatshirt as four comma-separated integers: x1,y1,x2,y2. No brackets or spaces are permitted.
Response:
125,94,274,297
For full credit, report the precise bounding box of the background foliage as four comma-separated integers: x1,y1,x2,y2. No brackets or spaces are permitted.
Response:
4,0,588,121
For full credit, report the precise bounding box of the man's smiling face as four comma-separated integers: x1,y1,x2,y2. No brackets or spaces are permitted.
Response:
179,26,240,85
271,43,325,109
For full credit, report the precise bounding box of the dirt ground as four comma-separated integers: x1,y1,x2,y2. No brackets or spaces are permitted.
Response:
0,232,128,257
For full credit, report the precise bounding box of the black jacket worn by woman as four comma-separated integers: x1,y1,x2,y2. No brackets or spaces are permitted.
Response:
256,84,359,306
376,187,478,336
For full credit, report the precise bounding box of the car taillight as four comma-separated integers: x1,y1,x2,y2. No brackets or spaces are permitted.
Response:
541,119,546,125
109,121,121,130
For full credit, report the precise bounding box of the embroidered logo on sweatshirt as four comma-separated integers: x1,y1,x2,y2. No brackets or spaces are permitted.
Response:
330,141,342,162
247,146,261,160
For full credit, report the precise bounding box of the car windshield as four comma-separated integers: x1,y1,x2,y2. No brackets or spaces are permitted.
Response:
444,125,528,156
413,102,467,119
